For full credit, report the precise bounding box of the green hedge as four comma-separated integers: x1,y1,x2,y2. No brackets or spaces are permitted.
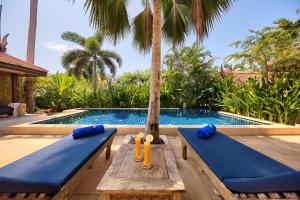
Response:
35,71,300,125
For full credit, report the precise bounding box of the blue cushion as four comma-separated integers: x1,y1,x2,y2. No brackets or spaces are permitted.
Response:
0,128,117,194
178,128,297,192
224,171,300,193
72,125,105,140
197,125,216,138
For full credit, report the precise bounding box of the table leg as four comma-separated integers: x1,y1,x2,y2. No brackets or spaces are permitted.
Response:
105,145,111,160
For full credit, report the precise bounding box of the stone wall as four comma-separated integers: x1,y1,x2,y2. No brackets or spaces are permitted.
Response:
0,72,24,105
0,71,12,104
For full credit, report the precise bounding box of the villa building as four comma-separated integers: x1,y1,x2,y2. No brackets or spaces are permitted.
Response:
0,52,47,106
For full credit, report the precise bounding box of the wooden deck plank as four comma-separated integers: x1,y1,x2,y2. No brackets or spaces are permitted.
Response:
234,135,300,170
0,135,62,167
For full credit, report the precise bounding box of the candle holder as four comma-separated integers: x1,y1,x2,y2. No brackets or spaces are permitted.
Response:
134,153,143,162
143,162,153,170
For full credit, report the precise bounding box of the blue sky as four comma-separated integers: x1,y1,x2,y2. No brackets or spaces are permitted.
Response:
1,0,299,75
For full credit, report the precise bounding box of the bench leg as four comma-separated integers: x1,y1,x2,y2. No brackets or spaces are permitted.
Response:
173,193,182,200
102,193,110,200
182,142,187,160
105,144,111,160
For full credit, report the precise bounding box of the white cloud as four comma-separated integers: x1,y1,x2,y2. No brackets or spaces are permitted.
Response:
41,41,71,52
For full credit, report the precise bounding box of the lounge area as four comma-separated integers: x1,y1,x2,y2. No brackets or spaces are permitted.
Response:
1,1,300,199
0,132,300,200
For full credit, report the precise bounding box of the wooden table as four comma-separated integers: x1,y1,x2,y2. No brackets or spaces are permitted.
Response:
97,135,185,200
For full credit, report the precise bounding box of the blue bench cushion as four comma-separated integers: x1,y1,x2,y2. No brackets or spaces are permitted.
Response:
0,128,117,194
224,171,300,193
178,128,298,193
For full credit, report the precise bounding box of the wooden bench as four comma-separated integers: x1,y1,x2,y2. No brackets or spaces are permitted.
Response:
0,131,116,200
178,131,300,200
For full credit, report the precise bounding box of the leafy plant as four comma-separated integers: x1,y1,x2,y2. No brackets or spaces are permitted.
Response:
216,76,300,125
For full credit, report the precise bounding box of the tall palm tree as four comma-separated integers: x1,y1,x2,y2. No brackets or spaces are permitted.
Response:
78,0,235,142
61,31,122,93
25,0,38,113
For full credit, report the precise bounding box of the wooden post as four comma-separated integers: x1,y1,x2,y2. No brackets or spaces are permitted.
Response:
105,144,111,160
182,142,187,160
11,74,18,103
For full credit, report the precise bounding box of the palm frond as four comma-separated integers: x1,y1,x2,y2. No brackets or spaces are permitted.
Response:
95,30,106,47
190,0,204,42
106,0,130,43
162,0,190,46
85,37,100,54
200,0,235,39
84,0,109,29
84,0,130,43
99,50,122,67
61,49,89,68
101,57,117,76
73,57,91,78
132,1,153,53
61,31,86,46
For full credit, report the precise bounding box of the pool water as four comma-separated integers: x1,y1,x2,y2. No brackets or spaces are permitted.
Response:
38,109,264,125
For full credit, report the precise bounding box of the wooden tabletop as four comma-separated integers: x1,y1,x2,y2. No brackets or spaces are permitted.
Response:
97,135,185,194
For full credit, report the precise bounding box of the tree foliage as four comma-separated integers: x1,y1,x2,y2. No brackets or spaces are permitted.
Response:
79,0,235,51
162,43,219,108
226,17,300,78
61,31,122,79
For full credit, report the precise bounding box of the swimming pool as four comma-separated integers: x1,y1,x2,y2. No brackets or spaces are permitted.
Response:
37,109,264,125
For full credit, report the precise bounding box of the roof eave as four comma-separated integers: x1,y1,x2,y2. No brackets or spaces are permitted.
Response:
0,61,48,77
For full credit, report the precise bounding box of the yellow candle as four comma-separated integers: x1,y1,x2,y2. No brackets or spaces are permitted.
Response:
144,141,151,166
135,137,141,159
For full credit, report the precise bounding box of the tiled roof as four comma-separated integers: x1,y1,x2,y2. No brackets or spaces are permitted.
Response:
223,70,263,84
0,53,48,76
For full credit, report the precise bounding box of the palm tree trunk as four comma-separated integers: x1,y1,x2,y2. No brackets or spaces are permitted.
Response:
92,56,97,94
145,0,161,143
25,0,38,113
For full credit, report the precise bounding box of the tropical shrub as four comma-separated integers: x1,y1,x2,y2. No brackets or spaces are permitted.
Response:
162,43,220,109
35,71,151,111
35,37,300,125
35,73,90,111
35,71,300,125
217,76,300,125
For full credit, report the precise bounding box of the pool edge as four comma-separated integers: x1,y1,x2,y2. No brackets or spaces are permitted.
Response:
4,109,300,136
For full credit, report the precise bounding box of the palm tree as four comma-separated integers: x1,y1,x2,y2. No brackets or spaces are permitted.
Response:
25,0,38,113
77,0,235,142
61,31,122,93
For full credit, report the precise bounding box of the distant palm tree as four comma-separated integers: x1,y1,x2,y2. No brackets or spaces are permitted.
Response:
74,0,235,142
25,0,38,113
61,31,122,93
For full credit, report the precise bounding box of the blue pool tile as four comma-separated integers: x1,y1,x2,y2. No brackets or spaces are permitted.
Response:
36,109,265,125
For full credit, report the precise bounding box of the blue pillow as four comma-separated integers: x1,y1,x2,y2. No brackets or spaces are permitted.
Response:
197,125,216,139
72,125,105,140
